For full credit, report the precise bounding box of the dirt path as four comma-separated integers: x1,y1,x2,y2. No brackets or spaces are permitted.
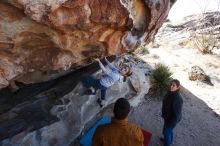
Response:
129,87,220,146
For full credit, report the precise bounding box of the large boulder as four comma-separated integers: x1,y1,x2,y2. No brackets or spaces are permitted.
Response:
0,0,176,88
0,55,151,146
188,65,213,86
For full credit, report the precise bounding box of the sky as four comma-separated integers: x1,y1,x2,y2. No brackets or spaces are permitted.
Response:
168,0,220,22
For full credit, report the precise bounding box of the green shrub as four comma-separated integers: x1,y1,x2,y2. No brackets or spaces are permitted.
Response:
192,34,217,54
150,64,173,96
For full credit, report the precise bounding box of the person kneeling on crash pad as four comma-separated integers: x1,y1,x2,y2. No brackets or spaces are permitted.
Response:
92,98,144,146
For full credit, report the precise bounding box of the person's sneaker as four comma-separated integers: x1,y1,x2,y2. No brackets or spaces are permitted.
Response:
159,137,164,143
81,89,96,96
84,89,93,95
82,85,97,95
97,98,102,107
97,98,105,107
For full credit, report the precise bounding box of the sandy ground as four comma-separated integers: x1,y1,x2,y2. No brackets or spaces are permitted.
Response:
129,88,220,146
128,47,220,146
138,47,220,115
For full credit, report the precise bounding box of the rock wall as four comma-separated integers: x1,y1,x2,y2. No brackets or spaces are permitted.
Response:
0,0,176,88
0,55,152,146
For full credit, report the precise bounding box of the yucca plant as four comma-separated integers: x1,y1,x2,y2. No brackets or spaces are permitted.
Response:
150,64,173,96
193,34,216,54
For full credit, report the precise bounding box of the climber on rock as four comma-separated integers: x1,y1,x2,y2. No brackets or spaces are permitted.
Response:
81,57,132,107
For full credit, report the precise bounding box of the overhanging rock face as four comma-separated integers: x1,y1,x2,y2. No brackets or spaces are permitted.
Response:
0,0,176,88
0,55,152,146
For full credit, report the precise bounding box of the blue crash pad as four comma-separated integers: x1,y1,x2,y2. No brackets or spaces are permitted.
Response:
80,117,111,146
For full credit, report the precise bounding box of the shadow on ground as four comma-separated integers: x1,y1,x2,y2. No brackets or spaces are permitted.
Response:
129,86,220,146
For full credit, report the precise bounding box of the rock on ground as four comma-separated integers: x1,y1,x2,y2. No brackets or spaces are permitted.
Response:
188,65,213,86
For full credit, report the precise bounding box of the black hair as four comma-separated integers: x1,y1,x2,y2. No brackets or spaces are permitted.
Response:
113,98,131,120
